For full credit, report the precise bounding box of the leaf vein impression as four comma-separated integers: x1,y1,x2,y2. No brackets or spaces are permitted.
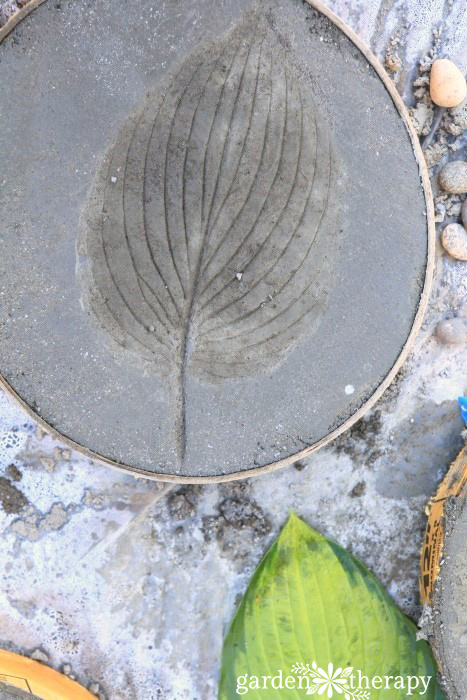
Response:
86,14,340,459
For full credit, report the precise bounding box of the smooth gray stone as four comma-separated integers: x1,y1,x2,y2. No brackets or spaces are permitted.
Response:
0,0,429,478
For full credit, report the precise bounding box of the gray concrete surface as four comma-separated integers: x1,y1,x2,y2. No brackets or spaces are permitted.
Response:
0,0,428,477
0,687,41,700
432,476,467,699
0,0,465,699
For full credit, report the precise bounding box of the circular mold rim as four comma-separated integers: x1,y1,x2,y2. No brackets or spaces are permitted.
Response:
0,0,435,484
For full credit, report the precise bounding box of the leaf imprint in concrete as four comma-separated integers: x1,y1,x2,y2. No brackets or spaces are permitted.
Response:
0,0,432,479
82,16,339,460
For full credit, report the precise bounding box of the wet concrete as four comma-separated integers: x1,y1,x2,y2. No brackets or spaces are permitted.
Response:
0,0,429,478
375,400,464,498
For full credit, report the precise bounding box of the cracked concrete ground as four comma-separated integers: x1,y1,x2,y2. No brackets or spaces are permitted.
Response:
0,1,466,699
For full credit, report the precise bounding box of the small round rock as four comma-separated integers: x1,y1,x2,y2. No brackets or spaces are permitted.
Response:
436,317,467,344
430,59,467,108
441,223,467,261
439,161,467,194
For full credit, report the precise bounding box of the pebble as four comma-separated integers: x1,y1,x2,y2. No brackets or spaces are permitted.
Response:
439,161,467,194
462,199,467,229
436,317,467,344
434,202,446,222
441,223,467,261
5,464,22,481
430,59,467,108
88,682,106,698
30,649,49,664
62,663,76,680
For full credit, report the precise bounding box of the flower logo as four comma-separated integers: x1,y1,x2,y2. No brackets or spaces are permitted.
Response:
291,662,370,699
308,663,351,696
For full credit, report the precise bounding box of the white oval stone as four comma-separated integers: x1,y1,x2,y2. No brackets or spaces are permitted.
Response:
430,59,467,108
439,161,467,194
436,317,467,344
441,223,467,261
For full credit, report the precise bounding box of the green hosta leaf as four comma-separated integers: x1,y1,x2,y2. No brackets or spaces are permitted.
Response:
219,513,445,699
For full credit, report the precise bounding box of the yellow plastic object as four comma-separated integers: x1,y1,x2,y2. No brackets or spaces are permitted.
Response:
0,650,95,699
420,446,467,606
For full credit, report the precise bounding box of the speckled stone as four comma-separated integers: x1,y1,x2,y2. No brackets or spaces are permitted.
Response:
441,223,467,261
439,161,467,194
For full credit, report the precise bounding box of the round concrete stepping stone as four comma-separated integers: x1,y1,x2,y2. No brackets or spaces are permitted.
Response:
432,476,467,699
0,0,434,481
